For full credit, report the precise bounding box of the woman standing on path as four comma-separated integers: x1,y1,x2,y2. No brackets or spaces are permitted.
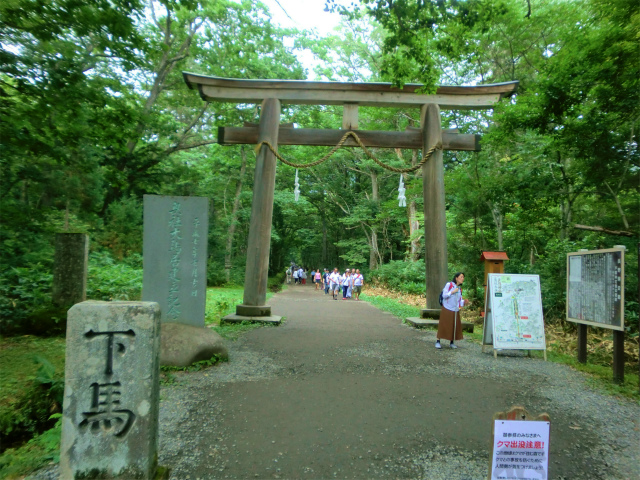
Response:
436,272,465,349
314,269,322,290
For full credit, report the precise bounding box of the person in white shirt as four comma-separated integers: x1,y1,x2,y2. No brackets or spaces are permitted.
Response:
341,270,351,300
292,267,299,284
352,269,364,300
330,268,340,300
346,268,354,298
436,272,465,349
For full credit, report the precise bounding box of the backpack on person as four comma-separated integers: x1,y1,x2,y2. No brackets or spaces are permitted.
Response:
439,282,459,306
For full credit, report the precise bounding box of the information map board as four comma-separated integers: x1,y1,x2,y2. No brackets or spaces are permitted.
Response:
566,248,625,331
483,274,546,351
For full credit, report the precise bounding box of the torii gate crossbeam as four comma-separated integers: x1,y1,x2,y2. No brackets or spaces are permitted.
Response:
183,74,518,323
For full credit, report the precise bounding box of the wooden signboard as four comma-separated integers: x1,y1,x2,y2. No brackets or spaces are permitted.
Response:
483,274,547,360
566,247,625,331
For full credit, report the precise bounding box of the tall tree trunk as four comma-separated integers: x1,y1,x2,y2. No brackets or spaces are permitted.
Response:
488,202,504,251
225,146,247,282
604,181,630,230
322,213,328,263
369,228,380,270
404,168,422,262
369,170,381,270
397,148,422,261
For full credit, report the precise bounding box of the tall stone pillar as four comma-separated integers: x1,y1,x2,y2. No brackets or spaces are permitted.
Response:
421,103,448,316
53,233,89,308
228,98,281,323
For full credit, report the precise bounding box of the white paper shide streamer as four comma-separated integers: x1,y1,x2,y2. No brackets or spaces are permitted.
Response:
397,174,406,207
294,169,300,201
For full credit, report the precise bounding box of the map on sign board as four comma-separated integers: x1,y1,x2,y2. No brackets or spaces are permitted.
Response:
484,274,546,351
567,248,624,331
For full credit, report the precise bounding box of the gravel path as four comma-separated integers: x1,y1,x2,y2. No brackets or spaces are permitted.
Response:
29,285,639,479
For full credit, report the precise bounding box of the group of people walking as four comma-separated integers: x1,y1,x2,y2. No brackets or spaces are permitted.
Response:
286,265,466,350
286,266,365,300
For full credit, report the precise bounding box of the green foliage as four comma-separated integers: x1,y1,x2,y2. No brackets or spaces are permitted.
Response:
86,250,143,301
0,264,55,333
369,260,425,293
268,272,286,292
0,351,64,451
205,287,245,325
0,415,61,479
99,196,143,259
360,292,421,320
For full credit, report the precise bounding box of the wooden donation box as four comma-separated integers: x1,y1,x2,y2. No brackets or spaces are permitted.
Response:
481,251,509,291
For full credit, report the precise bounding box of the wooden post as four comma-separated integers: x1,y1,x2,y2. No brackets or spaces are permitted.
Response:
613,330,625,384
421,104,447,311
238,98,281,316
577,324,588,364
342,104,358,130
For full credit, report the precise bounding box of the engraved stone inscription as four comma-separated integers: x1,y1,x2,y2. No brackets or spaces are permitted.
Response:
61,301,161,479
79,382,135,437
143,195,209,326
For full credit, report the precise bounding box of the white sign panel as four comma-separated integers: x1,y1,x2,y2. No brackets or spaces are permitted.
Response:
491,419,550,480
487,274,546,350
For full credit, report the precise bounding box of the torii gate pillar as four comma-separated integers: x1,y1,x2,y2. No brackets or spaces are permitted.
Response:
422,103,448,316
224,98,282,324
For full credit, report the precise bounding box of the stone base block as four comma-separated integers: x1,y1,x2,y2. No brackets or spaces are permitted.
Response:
222,314,282,325
235,304,271,317
406,317,474,332
420,308,441,319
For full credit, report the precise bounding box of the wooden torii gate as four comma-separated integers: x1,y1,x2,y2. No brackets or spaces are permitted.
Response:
183,73,518,323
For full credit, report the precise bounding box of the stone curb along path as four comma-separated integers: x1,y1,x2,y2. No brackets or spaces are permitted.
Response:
29,285,640,480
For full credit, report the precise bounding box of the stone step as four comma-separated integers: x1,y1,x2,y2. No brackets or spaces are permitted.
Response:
222,314,282,325
405,317,474,333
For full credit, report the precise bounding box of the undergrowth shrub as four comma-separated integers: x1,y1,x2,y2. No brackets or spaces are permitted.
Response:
369,260,425,292
268,272,286,292
0,264,57,334
0,356,63,449
86,250,142,301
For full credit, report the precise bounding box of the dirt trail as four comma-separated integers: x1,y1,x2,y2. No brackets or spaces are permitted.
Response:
157,285,640,480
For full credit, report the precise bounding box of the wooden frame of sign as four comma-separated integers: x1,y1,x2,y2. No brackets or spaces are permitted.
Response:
487,406,551,480
482,274,547,360
566,247,626,383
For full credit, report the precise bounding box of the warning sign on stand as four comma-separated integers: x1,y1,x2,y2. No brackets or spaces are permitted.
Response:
491,419,550,479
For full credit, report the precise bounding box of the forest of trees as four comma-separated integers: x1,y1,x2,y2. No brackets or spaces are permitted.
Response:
1,0,638,333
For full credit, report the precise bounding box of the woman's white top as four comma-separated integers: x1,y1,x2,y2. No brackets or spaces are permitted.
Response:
442,282,463,312
342,275,351,286
293,270,299,278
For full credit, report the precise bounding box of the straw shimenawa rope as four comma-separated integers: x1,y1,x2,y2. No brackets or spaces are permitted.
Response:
254,131,442,173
